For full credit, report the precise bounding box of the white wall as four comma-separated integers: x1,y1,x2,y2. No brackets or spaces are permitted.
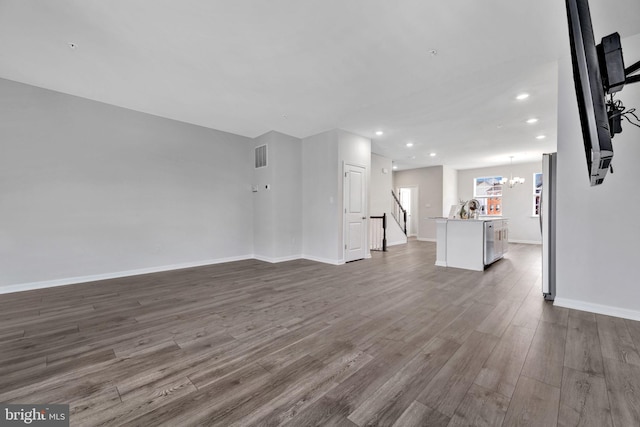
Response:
457,162,543,244
0,78,375,292
252,131,302,262
252,132,275,260
370,153,407,246
393,166,443,241
370,153,393,216
407,189,419,237
338,130,372,260
257,129,371,265
301,129,371,264
555,34,640,320
442,165,458,217
0,78,254,291
270,132,303,260
301,130,340,263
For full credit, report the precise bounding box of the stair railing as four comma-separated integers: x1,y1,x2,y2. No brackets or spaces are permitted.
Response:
391,190,407,235
369,213,387,252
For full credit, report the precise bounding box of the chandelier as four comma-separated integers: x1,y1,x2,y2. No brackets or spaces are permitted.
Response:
501,156,525,188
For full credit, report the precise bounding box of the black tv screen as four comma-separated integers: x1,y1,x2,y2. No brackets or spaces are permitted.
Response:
566,0,614,186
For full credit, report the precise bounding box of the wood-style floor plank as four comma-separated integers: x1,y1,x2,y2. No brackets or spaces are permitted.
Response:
448,383,510,427
437,301,496,345
626,317,640,352
558,367,613,427
347,337,459,426
510,285,544,331
596,314,640,366
563,312,604,376
541,301,569,327
391,401,449,427
236,348,373,426
502,376,560,427
417,331,499,417
521,320,566,388
474,325,536,399
602,357,640,426
285,357,399,426
0,240,638,426
475,300,520,338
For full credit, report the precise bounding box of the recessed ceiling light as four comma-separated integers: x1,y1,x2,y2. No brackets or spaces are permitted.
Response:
536,135,546,140
406,142,414,147
430,152,436,157
375,130,384,136
392,165,398,170
526,118,539,124
428,49,438,56
68,42,78,49
516,93,530,100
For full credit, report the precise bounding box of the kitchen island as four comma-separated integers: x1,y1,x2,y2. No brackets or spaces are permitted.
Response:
434,218,508,271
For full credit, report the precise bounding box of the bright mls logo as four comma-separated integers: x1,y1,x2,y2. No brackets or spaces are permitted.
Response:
0,404,69,426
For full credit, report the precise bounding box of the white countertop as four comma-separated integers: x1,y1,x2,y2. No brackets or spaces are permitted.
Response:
430,217,507,222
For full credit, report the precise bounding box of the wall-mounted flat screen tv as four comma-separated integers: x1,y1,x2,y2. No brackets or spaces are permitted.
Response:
565,0,640,186
565,0,613,186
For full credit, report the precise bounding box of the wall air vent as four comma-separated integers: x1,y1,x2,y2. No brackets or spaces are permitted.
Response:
255,144,267,168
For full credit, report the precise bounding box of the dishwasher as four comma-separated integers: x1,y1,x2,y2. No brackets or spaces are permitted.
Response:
484,221,495,265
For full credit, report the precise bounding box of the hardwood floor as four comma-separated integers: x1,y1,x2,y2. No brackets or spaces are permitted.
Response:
1,240,639,426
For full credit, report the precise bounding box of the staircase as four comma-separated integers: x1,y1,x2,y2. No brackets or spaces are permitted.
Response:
369,191,408,251
391,190,407,235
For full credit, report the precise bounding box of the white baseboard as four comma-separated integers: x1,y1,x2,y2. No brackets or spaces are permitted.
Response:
509,239,542,245
301,254,344,266
387,239,407,247
435,261,447,267
0,252,368,295
253,254,303,263
417,237,436,242
554,297,640,322
256,253,351,265
0,254,254,295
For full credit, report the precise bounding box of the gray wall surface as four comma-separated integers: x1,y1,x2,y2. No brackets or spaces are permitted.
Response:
370,153,393,216
0,78,373,289
393,166,443,241
442,165,458,217
252,132,276,260
338,130,372,260
252,131,302,261
301,129,371,263
0,78,254,289
555,35,640,319
301,130,340,262
457,161,543,244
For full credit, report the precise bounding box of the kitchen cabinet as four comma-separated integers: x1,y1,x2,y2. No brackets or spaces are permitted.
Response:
484,220,509,265
434,218,508,271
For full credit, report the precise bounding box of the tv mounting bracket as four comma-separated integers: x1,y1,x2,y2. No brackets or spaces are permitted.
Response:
599,33,639,92
626,60,640,86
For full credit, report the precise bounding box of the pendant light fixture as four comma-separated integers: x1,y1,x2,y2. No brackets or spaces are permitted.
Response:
502,156,525,188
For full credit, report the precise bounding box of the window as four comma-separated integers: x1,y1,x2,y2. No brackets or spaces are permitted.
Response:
533,172,543,216
473,176,503,216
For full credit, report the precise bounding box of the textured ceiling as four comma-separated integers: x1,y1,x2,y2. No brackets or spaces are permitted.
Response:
1,0,639,169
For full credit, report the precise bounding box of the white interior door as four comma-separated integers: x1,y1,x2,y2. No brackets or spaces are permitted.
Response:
344,164,366,262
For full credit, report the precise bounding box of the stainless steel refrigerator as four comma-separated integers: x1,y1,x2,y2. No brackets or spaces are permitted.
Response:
541,153,557,300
